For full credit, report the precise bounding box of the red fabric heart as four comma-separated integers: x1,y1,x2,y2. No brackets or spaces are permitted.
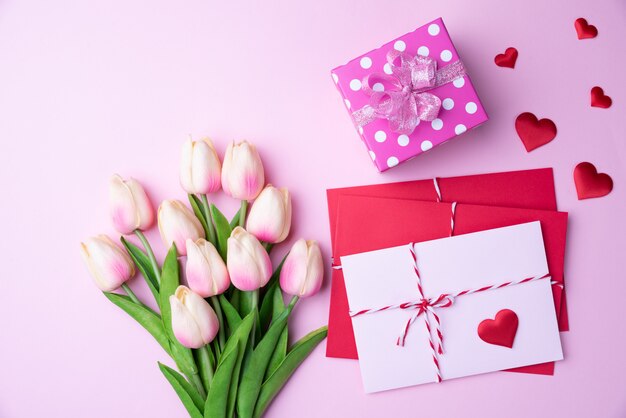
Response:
494,47,518,68
478,309,518,348
574,162,613,200
591,86,612,108
575,18,598,39
515,112,557,152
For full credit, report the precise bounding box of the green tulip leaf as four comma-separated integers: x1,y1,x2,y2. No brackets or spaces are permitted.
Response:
210,204,232,260
229,208,241,230
229,288,241,312
252,326,328,418
158,362,204,418
265,288,289,378
159,243,179,341
104,292,171,355
258,253,287,316
219,294,242,334
159,244,197,376
204,343,238,418
237,308,291,418
189,194,210,239
205,312,254,418
120,237,160,303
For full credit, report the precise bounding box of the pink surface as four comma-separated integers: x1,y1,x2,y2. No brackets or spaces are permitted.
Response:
0,0,624,417
332,17,488,171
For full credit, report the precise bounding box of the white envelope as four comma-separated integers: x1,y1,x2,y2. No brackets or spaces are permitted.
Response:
341,221,563,393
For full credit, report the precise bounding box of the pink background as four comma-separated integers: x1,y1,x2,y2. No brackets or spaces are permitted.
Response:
0,0,624,417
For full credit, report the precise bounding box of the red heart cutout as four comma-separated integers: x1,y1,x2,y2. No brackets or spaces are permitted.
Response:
591,86,612,108
515,112,557,152
574,162,613,199
478,309,518,348
494,47,518,68
575,18,598,39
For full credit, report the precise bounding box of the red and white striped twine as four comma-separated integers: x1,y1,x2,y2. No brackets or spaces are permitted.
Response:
349,243,553,383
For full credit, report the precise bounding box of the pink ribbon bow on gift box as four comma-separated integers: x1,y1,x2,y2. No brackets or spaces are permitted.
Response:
352,49,465,135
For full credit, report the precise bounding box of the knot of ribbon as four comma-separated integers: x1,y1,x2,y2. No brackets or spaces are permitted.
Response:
351,50,465,135
396,293,454,351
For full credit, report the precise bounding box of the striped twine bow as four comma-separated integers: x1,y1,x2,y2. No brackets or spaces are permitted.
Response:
350,243,552,383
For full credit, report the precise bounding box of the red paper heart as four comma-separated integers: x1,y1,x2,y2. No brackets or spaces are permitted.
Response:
478,309,518,348
574,162,613,200
591,86,612,108
494,47,518,68
515,112,557,152
575,18,598,39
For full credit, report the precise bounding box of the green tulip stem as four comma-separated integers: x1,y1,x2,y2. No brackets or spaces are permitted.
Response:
210,296,226,351
134,230,161,284
200,194,217,245
250,289,259,347
238,200,248,227
121,283,141,305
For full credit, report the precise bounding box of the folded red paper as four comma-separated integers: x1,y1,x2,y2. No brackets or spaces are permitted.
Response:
326,169,568,375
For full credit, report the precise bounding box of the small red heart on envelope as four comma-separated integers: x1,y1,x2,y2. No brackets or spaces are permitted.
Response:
478,309,518,348
494,47,518,68
574,162,613,200
574,18,598,40
591,86,612,108
515,112,557,152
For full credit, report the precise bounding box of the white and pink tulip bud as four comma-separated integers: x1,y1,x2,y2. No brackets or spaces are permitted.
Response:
80,235,136,292
227,227,272,291
246,185,292,244
280,239,324,298
221,141,265,201
169,286,219,349
157,200,204,256
185,238,230,297
180,137,222,194
109,174,155,234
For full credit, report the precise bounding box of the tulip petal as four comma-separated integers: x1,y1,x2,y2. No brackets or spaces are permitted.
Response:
109,174,139,234
279,239,309,296
170,295,205,349
185,290,219,345
81,235,135,292
126,178,154,230
299,241,324,297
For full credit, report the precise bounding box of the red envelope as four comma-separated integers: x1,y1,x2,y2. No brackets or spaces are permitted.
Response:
326,169,569,370
332,196,567,375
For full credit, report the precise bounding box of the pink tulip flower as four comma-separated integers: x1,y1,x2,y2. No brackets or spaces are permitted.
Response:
185,238,230,297
158,200,204,256
109,174,154,234
246,185,292,244
80,235,136,292
169,286,219,349
179,137,222,194
221,141,265,201
227,227,272,291
280,239,324,298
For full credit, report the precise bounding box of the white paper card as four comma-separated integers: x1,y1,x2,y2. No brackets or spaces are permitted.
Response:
341,221,563,393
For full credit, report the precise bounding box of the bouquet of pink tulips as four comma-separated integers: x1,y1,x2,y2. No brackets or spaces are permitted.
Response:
80,138,326,418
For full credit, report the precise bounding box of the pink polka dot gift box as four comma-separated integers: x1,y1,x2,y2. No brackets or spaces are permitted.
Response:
331,17,488,172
